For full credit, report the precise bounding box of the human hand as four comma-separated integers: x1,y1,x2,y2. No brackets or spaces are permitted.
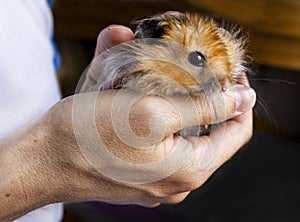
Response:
42,25,256,207
79,25,134,92
46,79,255,208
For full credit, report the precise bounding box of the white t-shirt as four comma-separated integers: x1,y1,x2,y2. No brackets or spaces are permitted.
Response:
0,0,63,221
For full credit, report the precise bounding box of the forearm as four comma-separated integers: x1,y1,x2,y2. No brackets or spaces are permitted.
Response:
0,120,64,221
0,95,113,221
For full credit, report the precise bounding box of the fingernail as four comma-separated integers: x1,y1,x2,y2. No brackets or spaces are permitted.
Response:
234,85,256,113
108,25,133,34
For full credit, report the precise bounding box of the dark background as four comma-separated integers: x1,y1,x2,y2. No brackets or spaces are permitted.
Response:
51,0,300,221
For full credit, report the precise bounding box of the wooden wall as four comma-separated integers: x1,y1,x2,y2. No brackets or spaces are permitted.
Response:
53,0,189,39
53,0,300,71
187,0,300,71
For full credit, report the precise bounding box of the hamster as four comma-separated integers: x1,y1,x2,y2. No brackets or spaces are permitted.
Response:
88,12,248,136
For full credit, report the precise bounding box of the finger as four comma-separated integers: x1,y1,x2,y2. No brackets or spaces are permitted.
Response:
237,72,250,87
161,11,182,17
160,84,256,134
168,76,255,171
160,192,190,204
138,202,161,208
94,25,134,57
191,109,253,172
124,83,256,139
80,25,134,92
128,201,160,208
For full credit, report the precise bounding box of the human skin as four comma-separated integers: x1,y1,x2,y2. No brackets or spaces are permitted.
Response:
0,25,256,221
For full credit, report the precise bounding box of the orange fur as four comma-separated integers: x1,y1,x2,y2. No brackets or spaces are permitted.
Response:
101,12,247,96
160,13,244,88
96,12,248,136
141,60,198,89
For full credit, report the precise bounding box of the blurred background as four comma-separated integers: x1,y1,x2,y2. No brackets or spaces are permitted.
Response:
51,0,300,221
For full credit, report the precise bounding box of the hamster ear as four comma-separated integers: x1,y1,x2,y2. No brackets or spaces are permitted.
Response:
135,18,165,39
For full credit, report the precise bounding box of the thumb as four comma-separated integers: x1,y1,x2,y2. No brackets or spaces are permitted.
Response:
80,25,134,92
94,25,134,57
162,84,256,134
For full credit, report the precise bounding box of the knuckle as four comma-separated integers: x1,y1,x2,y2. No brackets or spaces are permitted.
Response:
246,130,253,142
163,192,190,204
175,178,204,192
184,180,203,191
243,125,253,144
148,187,168,199
139,202,161,208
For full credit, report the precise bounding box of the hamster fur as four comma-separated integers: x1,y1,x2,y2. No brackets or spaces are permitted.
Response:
88,12,248,136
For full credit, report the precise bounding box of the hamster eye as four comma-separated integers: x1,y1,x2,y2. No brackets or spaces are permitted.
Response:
188,51,206,67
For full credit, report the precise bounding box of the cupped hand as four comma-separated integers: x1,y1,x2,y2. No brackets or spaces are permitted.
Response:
46,25,256,207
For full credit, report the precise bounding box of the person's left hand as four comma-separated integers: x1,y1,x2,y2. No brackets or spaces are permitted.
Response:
80,25,134,92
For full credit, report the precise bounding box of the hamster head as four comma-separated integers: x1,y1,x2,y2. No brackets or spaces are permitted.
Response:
87,12,249,136
131,13,247,96
95,13,247,97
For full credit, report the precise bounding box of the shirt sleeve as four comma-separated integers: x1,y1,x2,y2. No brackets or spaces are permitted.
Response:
0,1,63,221
0,0,61,138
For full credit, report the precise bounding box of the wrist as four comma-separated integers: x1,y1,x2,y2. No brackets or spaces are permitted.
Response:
43,96,108,202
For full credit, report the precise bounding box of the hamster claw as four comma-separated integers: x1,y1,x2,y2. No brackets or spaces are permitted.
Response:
175,125,211,137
